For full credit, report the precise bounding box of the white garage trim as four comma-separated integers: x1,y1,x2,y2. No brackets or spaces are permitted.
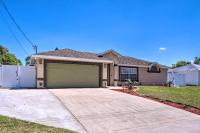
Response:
32,55,113,64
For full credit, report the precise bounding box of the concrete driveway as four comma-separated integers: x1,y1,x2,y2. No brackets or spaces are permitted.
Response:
0,89,86,133
0,88,200,133
50,89,200,133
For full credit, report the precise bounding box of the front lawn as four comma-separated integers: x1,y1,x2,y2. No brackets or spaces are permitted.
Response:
137,86,200,109
0,115,76,133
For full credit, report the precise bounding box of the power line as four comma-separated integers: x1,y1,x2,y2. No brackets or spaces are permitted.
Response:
0,7,29,56
0,0,37,54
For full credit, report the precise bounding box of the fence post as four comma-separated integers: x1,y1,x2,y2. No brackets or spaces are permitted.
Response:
16,65,20,88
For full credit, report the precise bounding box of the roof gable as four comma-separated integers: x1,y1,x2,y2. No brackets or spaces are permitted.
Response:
193,64,200,70
98,49,122,57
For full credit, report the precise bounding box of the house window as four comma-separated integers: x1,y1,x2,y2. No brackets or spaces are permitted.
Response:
119,67,138,81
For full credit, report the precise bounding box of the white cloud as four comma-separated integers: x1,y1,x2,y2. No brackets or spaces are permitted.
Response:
159,47,166,51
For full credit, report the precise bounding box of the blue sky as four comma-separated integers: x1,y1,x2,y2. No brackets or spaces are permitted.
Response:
0,0,200,66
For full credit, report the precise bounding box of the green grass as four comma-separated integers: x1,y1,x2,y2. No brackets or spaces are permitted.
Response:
137,86,200,108
0,115,76,133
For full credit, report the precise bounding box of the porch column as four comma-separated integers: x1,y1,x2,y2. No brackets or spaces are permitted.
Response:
35,58,45,88
114,64,119,86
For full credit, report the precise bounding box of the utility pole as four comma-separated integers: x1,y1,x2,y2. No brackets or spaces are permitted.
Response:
33,45,37,54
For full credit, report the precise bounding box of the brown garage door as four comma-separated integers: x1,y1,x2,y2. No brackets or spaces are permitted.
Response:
46,63,100,88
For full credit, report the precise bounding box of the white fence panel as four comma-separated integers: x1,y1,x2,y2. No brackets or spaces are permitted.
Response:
1,65,18,88
19,66,36,88
0,65,36,88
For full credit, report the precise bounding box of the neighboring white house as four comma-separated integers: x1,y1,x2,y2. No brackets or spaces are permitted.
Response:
168,64,200,86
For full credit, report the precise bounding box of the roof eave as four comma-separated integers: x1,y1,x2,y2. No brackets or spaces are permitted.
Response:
31,55,113,64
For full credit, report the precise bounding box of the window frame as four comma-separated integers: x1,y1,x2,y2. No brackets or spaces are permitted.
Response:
119,66,139,82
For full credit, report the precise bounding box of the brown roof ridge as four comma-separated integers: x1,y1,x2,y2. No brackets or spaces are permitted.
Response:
36,48,97,55
63,48,97,54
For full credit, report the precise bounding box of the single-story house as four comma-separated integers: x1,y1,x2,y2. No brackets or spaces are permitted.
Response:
31,49,169,88
168,64,200,86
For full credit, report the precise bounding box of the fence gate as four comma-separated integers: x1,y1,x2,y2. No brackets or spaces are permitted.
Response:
0,65,36,88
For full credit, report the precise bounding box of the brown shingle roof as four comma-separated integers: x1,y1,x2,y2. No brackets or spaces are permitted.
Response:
117,56,169,68
37,48,110,60
36,48,169,68
38,49,99,59
117,56,151,66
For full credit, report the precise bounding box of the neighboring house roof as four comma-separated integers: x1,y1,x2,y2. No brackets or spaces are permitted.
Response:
193,64,200,70
35,48,169,68
168,64,200,73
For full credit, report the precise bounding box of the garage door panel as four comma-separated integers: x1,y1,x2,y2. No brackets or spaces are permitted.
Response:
46,63,99,88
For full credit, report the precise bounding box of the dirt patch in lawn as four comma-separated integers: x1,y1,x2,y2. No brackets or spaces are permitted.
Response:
112,88,200,115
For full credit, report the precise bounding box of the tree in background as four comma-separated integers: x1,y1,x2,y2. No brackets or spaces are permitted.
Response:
25,56,31,65
194,57,200,64
0,45,22,65
172,60,191,68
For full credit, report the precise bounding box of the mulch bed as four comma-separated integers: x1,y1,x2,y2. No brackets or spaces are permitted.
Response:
112,88,200,115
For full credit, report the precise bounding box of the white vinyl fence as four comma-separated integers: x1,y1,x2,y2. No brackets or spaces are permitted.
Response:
0,65,36,88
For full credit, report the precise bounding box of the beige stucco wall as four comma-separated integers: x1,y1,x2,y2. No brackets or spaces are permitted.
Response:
96,53,119,86
102,53,119,86
30,58,45,88
139,67,168,85
36,59,44,78
35,58,45,88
